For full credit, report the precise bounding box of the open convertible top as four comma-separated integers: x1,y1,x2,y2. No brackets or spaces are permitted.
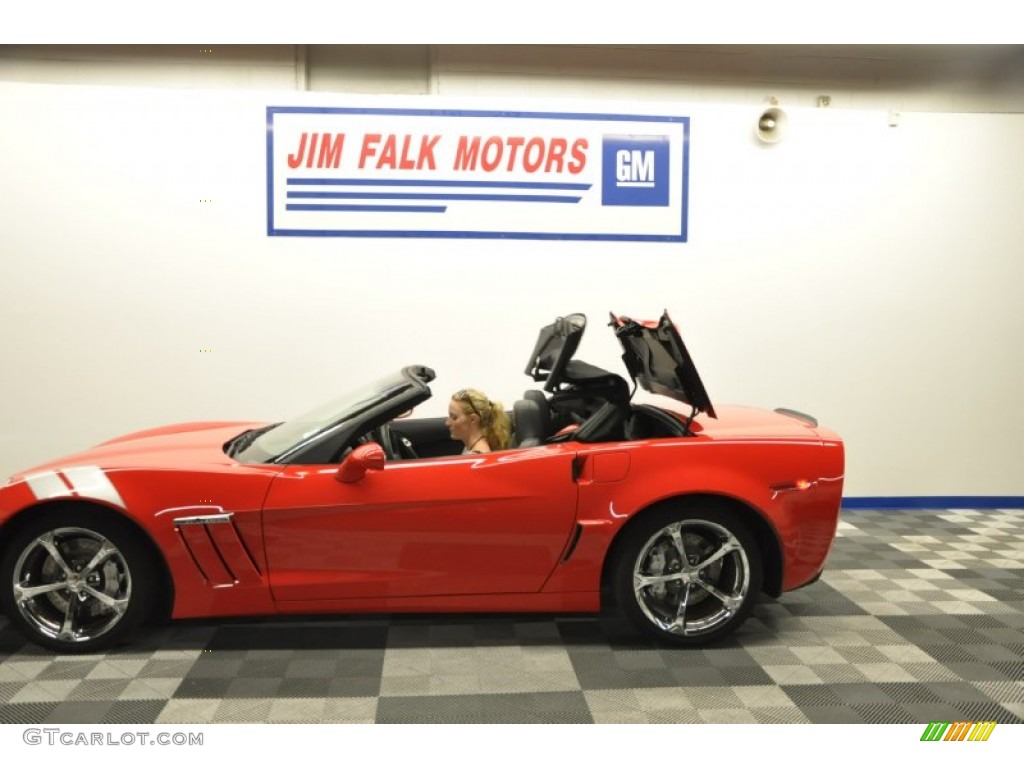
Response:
525,310,716,419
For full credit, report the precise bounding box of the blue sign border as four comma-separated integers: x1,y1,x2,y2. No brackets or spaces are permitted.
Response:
266,106,689,242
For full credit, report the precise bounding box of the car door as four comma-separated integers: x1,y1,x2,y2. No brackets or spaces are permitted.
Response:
262,446,579,602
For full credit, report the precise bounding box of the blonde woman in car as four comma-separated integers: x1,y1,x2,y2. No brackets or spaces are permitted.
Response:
446,388,512,454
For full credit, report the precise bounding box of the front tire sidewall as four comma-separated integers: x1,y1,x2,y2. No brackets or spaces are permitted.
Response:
614,504,763,647
0,510,155,654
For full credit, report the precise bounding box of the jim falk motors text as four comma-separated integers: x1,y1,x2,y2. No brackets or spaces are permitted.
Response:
286,132,590,174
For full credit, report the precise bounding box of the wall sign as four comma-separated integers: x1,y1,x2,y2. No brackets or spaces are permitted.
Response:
267,105,689,241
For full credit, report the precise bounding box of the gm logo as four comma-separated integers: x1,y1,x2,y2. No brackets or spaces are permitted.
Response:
601,135,670,207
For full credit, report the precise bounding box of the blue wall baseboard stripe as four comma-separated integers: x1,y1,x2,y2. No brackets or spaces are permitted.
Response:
842,496,1024,510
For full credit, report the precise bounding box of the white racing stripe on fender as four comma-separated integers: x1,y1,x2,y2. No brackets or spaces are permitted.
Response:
60,466,126,508
24,471,73,500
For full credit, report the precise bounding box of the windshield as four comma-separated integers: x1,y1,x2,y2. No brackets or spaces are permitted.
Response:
234,371,414,464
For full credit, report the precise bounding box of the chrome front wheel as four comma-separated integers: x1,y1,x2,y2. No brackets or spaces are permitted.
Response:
1,513,154,653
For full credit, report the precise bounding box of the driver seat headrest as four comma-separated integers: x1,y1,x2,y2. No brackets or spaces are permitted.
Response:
513,398,549,447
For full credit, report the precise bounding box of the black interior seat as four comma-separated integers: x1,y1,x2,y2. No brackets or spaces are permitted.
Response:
513,398,549,447
522,389,547,410
571,400,629,443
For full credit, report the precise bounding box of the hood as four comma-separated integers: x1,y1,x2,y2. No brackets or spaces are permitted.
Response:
12,421,263,477
611,310,717,418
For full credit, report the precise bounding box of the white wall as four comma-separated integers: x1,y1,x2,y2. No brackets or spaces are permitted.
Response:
1,53,1022,498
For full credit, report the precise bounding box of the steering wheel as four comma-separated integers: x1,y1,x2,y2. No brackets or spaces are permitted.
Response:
395,430,419,460
369,424,395,460
390,427,420,460
372,423,419,461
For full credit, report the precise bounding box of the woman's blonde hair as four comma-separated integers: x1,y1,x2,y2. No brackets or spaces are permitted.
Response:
453,388,511,451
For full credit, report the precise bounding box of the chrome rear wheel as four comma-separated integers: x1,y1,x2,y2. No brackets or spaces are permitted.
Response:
615,504,762,645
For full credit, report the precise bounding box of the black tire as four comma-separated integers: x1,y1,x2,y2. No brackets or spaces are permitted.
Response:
0,509,156,653
613,501,763,646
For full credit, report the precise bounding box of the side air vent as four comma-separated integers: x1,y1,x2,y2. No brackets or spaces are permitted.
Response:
174,513,261,586
561,523,584,562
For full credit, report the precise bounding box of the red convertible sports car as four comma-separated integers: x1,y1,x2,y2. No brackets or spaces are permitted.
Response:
0,312,844,653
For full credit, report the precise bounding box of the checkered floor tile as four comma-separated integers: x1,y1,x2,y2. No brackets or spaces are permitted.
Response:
1,507,1022,724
